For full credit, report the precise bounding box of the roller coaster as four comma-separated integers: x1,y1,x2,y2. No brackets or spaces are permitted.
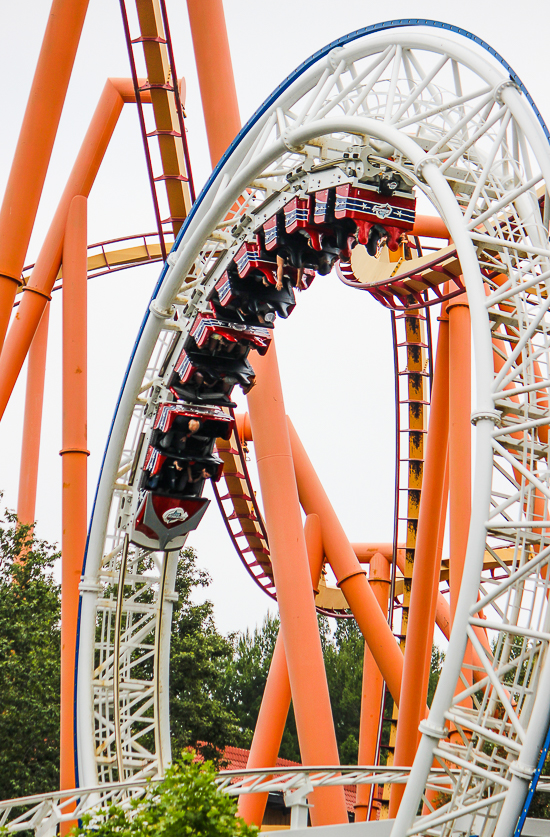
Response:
2,2,550,835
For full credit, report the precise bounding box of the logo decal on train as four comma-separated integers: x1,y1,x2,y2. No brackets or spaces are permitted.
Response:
162,507,189,525
373,203,392,220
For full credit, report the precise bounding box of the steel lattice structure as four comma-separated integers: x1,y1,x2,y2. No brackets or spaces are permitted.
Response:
75,23,550,833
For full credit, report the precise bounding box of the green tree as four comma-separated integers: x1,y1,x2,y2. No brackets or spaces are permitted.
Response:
215,612,302,760
221,612,446,766
169,549,245,763
217,613,278,744
72,751,258,837
322,617,364,764
0,509,61,800
220,614,364,762
428,645,445,707
0,513,246,797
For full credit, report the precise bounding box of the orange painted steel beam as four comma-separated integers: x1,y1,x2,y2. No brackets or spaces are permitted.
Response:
0,0,90,353
194,23,343,819
390,307,450,818
401,537,492,686
238,514,324,827
17,305,50,525
287,418,404,706
351,543,395,560
355,552,391,823
396,546,451,644
352,546,498,654
247,345,347,826
448,293,471,622
352,544,492,668
0,79,150,423
412,215,449,239
185,0,241,167
239,632,290,826
236,413,405,704
419,452,449,706
60,197,88,812
351,545,452,642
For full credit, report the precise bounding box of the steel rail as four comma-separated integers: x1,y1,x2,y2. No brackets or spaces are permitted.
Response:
4,764,549,836
16,232,171,307
212,419,276,599
212,409,353,616
119,0,194,257
336,247,466,311
372,271,434,816
119,0,167,261
0,767,415,836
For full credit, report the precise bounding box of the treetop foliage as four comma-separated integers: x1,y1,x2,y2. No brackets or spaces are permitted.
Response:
0,505,61,801
169,549,246,764
0,498,460,820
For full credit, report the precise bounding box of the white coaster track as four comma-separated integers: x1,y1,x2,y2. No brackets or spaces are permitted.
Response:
75,21,550,835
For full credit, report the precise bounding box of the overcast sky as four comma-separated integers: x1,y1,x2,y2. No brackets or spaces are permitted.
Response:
0,0,548,636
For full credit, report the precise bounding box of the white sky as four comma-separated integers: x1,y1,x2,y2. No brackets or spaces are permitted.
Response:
0,0,548,635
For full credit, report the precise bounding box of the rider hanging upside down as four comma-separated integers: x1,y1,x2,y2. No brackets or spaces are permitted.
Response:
276,254,305,291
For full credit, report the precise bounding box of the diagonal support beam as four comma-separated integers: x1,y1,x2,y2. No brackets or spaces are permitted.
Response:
287,417,405,706
246,342,347,826
237,514,324,827
0,0,90,353
0,79,150,423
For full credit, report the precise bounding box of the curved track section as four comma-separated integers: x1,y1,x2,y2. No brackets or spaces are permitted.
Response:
213,411,353,616
77,22,550,836
212,415,275,598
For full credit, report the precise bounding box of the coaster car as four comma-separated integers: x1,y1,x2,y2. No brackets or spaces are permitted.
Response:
131,493,210,551
334,181,416,256
258,164,416,269
189,311,272,356
234,240,279,285
234,239,308,288
211,269,297,323
132,447,224,551
149,402,234,459
262,189,356,272
169,340,256,406
141,448,224,493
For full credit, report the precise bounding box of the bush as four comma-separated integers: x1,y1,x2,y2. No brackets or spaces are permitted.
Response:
73,752,258,837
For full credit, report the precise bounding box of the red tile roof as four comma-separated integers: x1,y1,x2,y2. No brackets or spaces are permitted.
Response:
222,745,303,771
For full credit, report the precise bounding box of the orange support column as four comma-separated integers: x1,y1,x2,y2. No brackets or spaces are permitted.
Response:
238,634,290,827
0,0,89,352
412,215,449,239
389,308,450,818
0,79,146,422
287,419,404,705
448,294,471,622
185,0,241,167
355,552,391,823
60,196,89,804
17,304,50,525
419,452,449,704
247,346,347,826
238,514,324,827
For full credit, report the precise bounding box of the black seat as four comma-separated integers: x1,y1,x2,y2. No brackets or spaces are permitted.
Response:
144,453,222,497
211,268,296,323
